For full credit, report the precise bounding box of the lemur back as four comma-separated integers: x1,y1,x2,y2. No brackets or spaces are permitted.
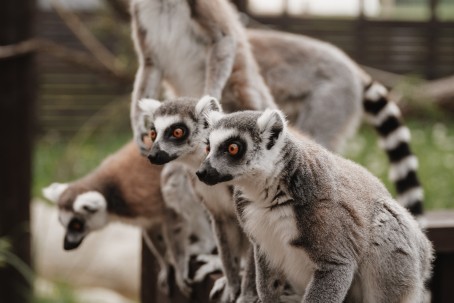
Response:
198,109,433,303
131,0,424,216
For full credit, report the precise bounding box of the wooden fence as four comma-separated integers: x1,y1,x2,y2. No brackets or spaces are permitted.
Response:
35,8,454,137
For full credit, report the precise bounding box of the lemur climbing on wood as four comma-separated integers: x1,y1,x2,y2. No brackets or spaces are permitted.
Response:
130,0,424,216
43,141,216,297
197,107,433,303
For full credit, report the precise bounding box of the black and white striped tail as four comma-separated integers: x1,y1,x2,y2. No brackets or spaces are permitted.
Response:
363,81,424,217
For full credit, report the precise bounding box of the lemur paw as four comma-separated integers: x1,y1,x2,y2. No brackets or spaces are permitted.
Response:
209,276,227,301
193,254,223,283
157,268,170,296
209,276,239,303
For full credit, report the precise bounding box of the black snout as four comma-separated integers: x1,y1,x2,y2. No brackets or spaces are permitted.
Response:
147,150,175,165
63,218,86,251
196,164,233,186
63,233,85,250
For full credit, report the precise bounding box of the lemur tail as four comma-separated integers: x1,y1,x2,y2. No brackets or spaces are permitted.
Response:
363,81,424,217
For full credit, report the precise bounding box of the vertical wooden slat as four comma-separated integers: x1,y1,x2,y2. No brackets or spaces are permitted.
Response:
0,0,36,302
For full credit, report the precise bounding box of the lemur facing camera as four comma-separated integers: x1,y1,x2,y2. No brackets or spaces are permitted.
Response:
42,141,216,296
197,107,433,303
139,96,272,303
130,0,423,216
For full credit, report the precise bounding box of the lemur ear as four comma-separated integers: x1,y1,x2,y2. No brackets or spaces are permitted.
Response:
195,95,222,117
42,183,69,203
195,95,223,129
139,98,161,115
257,109,287,150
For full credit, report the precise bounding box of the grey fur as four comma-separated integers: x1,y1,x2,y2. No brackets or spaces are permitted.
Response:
130,0,423,214
200,109,433,303
140,96,256,302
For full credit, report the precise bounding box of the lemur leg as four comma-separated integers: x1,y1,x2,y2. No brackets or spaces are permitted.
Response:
204,35,236,100
210,215,243,303
142,227,170,296
161,207,192,297
130,4,163,155
254,244,287,303
302,263,355,303
236,245,259,303
294,80,362,152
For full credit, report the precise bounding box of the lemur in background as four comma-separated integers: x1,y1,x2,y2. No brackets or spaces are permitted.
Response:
43,141,216,297
130,0,423,215
197,108,433,303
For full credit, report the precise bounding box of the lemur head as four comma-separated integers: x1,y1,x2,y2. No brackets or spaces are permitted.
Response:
42,183,108,250
196,109,288,186
139,96,222,165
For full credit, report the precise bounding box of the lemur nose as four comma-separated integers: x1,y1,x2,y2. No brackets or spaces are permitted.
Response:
148,150,173,165
196,169,207,180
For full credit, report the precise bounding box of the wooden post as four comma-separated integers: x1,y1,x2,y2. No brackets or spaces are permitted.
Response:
0,0,36,302
426,0,439,79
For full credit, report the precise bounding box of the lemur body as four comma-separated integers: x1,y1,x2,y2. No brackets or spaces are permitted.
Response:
42,141,216,296
131,0,423,215
140,97,258,302
197,109,433,303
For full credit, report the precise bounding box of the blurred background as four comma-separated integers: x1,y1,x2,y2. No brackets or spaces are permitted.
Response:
1,0,453,302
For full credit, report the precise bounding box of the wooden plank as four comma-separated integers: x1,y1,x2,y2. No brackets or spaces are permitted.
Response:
0,0,35,301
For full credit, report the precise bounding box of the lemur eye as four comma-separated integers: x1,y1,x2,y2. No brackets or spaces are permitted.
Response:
206,145,210,154
228,143,239,156
150,130,157,141
172,128,184,139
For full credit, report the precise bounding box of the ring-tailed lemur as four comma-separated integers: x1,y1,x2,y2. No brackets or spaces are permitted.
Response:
139,96,261,302
130,0,423,216
42,141,216,297
196,108,433,303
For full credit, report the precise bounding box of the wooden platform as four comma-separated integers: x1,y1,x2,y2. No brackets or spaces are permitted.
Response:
141,211,454,303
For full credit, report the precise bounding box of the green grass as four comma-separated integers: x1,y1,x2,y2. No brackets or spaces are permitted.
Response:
33,132,131,199
344,118,454,210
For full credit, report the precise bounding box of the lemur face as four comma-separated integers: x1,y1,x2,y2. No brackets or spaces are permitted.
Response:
42,183,108,250
197,109,287,186
139,96,222,165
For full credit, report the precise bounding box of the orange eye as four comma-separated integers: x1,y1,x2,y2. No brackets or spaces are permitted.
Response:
205,145,210,154
150,130,157,141
228,143,239,156
173,128,184,139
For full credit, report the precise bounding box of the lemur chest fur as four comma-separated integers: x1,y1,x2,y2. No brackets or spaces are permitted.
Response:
137,0,207,95
239,185,316,291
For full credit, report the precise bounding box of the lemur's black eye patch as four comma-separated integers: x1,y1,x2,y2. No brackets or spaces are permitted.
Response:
219,137,246,159
68,217,85,232
165,123,189,142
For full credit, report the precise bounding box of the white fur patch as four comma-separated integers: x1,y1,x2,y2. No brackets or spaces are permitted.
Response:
208,128,238,155
153,115,181,139
379,127,411,150
139,98,161,114
365,82,387,101
206,111,224,128
257,109,287,133
389,156,419,182
365,102,401,126
42,183,69,203
397,187,424,207
195,95,221,117
73,191,107,214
